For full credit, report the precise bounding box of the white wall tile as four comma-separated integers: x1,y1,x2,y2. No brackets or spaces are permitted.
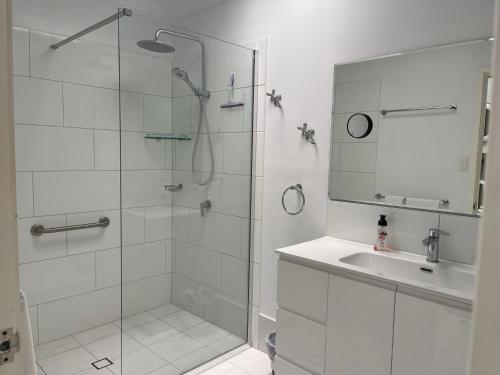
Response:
67,210,120,254
37,286,120,343
207,174,251,217
439,214,479,264
29,306,38,345
223,132,252,175
175,133,224,173
122,132,166,170
121,170,171,208
250,263,261,307
165,239,172,274
172,206,191,243
252,177,263,221
122,274,171,316
171,170,207,210
96,248,121,290
173,96,191,134
327,201,439,255
15,125,94,171
204,89,244,132
144,95,173,134
30,30,118,89
331,171,375,201
170,274,204,317
123,241,166,283
17,215,66,263
339,142,377,172
119,50,172,97
221,255,249,301
203,292,248,338
174,241,222,290
34,171,120,215
16,172,33,218
63,83,119,130
189,211,241,258
145,205,172,242
20,253,95,306
13,26,29,75
121,91,144,131
331,143,341,170
334,80,381,113
13,76,63,126
253,131,264,177
122,208,145,246
94,130,120,170
249,219,262,264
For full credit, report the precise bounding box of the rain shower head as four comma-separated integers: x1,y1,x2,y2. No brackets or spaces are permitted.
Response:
136,39,175,53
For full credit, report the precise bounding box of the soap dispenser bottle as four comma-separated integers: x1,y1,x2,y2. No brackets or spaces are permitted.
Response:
374,214,388,251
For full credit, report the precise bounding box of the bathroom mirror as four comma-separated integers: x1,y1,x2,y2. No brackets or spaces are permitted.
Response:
329,39,493,215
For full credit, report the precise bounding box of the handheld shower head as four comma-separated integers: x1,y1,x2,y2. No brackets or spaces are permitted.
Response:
172,67,200,97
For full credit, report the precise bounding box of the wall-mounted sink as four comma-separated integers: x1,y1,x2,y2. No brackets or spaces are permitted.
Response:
340,252,475,296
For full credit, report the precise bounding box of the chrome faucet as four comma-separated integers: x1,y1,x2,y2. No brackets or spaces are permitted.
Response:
200,199,211,217
422,228,444,263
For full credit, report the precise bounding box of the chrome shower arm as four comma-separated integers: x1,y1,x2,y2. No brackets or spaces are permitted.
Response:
155,29,207,92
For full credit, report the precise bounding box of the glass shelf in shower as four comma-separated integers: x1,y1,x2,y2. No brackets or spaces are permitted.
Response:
144,133,192,141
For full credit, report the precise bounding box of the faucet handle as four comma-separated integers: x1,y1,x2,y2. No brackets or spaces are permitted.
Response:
428,228,450,238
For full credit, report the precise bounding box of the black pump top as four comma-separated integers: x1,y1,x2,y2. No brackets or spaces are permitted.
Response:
378,215,387,227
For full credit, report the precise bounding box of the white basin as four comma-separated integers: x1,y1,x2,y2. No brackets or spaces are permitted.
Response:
340,252,475,296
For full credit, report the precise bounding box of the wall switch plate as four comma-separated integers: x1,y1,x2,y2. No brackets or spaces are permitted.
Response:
458,157,469,171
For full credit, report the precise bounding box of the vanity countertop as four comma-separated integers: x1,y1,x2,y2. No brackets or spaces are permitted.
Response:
276,236,475,306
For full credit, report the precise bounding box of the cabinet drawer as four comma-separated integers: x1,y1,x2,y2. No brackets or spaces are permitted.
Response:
275,357,313,375
276,308,326,375
277,259,328,322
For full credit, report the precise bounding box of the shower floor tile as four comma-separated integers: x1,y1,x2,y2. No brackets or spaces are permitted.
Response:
35,305,250,375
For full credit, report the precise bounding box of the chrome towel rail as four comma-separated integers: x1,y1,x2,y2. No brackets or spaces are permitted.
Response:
31,217,110,236
380,104,457,116
282,184,305,215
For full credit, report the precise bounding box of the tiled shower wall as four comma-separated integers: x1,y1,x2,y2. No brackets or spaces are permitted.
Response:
12,25,174,345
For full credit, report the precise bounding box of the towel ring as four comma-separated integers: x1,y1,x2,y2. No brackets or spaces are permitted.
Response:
282,184,305,215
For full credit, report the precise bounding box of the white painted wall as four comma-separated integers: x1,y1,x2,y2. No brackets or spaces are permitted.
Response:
173,0,496,333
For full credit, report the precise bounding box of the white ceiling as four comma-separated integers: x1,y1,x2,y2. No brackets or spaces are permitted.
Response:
109,0,228,21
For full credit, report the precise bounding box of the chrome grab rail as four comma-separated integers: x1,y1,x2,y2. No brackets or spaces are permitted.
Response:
380,104,457,116
31,217,110,236
282,184,305,215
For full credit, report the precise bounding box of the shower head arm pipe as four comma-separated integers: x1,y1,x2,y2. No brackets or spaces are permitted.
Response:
155,29,207,92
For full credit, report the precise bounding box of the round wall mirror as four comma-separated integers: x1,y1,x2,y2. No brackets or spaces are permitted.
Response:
347,113,373,139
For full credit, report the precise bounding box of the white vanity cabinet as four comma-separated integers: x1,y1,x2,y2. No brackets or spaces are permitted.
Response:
275,256,472,375
325,275,395,375
391,292,472,375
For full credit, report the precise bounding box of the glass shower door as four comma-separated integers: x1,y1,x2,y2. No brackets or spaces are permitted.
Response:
119,11,254,374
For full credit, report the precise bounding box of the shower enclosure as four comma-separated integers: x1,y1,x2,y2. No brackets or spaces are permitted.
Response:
118,10,254,374
20,7,254,375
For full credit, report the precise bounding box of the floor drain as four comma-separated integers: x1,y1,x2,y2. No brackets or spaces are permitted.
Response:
92,358,113,370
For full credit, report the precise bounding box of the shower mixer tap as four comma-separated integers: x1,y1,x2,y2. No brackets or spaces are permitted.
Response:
200,199,212,217
266,89,283,108
297,123,316,144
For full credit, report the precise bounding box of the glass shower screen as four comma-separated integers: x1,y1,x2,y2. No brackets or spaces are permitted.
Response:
118,10,254,374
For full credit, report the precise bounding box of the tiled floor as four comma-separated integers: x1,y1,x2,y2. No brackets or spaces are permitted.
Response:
34,304,263,375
